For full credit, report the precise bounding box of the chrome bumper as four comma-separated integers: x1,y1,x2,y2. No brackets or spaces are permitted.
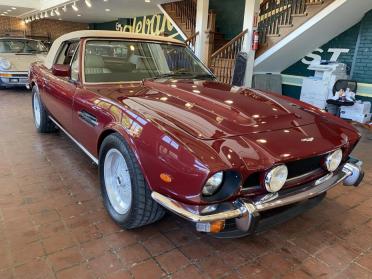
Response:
0,71,29,88
151,159,364,233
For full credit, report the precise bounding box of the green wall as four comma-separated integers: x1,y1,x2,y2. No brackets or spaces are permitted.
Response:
209,0,245,40
281,9,372,110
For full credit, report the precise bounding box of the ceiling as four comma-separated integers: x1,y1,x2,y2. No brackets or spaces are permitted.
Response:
0,5,35,17
0,0,175,23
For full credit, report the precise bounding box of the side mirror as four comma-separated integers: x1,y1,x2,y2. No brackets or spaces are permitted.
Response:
52,64,71,77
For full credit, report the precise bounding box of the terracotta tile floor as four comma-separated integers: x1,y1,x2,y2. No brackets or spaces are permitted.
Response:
0,89,371,279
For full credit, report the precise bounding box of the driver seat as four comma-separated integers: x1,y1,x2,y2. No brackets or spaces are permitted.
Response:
85,55,111,75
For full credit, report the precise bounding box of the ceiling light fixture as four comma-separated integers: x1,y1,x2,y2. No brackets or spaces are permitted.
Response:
11,7,16,10
62,5,67,12
85,0,92,7
72,2,79,12
50,9,55,16
35,14,39,20
40,13,44,19
145,0,151,2
44,11,49,18
105,8,111,12
77,14,81,16
55,8,60,16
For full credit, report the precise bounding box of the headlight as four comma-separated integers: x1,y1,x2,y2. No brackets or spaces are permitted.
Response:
0,58,11,70
202,172,224,196
324,149,343,172
265,165,288,193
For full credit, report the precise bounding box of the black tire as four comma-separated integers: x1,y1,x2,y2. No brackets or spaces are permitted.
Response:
31,86,57,133
99,133,165,229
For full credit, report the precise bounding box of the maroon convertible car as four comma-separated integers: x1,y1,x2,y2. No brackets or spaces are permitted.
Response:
29,30,364,238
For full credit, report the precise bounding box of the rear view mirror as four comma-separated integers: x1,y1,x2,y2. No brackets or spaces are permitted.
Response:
52,64,71,77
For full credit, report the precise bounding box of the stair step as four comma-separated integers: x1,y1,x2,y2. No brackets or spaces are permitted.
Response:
278,24,293,28
292,13,309,17
306,0,324,5
267,33,281,37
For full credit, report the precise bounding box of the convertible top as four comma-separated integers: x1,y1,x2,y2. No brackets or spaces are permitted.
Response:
44,30,184,69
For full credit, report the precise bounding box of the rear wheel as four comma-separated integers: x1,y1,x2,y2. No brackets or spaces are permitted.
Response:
99,133,165,229
32,86,56,133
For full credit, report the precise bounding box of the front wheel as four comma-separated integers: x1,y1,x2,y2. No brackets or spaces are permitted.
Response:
32,86,56,133
99,133,165,229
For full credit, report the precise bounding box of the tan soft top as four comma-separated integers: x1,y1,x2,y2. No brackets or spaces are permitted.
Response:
44,30,184,69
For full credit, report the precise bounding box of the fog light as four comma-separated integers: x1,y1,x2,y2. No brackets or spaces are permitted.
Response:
265,165,288,193
324,149,343,172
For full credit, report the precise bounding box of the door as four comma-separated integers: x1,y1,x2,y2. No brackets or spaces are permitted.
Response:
42,41,79,131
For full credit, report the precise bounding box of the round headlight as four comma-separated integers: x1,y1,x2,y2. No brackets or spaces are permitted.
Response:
0,58,11,70
265,165,288,193
202,172,224,196
324,149,343,172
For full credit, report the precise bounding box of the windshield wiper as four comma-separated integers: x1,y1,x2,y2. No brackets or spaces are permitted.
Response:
191,74,215,80
152,72,215,80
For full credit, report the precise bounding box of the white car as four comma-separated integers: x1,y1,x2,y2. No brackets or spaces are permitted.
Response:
0,37,48,89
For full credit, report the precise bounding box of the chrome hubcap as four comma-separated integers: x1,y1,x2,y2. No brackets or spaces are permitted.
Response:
33,92,41,128
104,149,132,215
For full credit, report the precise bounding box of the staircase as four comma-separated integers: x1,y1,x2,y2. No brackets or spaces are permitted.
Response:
257,0,334,57
161,0,228,52
255,0,372,72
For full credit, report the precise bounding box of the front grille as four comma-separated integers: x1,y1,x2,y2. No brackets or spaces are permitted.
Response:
11,74,28,78
242,155,326,190
286,155,325,179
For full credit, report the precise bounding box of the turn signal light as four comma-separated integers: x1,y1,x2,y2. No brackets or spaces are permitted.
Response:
0,73,12,77
160,173,172,183
210,220,225,233
196,220,225,233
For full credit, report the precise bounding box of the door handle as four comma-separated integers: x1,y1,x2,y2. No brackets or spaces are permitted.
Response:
43,78,49,86
78,110,98,127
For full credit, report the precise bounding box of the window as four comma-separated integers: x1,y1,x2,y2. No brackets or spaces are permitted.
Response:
70,46,80,81
55,41,79,65
84,40,212,83
0,39,47,54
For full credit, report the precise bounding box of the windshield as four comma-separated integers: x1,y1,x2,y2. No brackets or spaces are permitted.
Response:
84,40,213,83
0,39,47,54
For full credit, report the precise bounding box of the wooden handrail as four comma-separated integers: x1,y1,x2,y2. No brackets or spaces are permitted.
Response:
211,29,248,59
209,29,248,84
257,0,324,46
185,31,199,46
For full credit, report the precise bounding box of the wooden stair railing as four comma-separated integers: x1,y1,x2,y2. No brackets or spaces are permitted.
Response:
209,29,248,84
258,0,326,46
162,1,222,51
185,32,199,52
166,0,197,36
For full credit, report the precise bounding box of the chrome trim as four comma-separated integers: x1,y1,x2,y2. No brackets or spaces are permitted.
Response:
252,167,351,212
151,192,252,223
151,161,361,225
48,116,99,165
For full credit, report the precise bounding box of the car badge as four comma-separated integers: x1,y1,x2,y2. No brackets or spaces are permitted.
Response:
301,137,314,142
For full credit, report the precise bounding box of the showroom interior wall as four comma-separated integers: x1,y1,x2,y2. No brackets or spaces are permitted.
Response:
281,9,372,110
0,15,88,40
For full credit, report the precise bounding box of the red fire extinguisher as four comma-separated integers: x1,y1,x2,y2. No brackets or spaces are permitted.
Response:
252,30,259,51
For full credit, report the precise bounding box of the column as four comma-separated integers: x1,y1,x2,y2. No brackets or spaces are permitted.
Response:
241,0,260,87
194,0,210,64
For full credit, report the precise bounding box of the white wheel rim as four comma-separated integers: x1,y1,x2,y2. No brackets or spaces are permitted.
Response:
33,92,41,128
104,149,132,215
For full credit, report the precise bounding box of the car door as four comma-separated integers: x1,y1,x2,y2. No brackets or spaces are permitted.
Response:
71,40,106,158
42,41,79,132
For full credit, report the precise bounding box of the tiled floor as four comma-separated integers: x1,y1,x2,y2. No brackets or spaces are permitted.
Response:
0,89,371,279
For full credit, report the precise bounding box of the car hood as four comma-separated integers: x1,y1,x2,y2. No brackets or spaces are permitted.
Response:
0,53,46,72
124,79,317,140
87,79,322,140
